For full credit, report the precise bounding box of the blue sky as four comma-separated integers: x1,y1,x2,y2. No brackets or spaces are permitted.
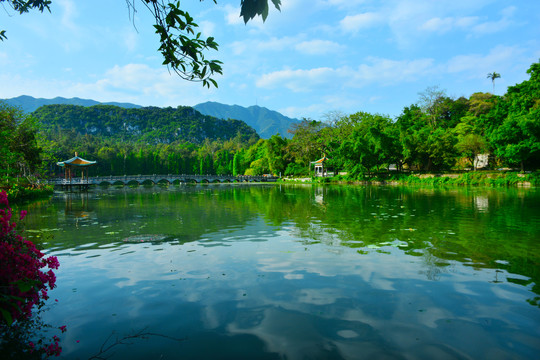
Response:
1,0,539,120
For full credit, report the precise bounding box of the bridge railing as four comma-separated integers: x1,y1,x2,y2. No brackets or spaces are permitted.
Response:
49,178,92,184
49,174,279,185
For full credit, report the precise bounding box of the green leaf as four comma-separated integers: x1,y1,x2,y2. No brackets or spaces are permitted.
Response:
16,280,35,293
0,308,13,325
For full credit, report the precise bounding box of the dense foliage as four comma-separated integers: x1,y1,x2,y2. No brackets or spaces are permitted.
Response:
0,101,53,201
33,104,259,145
281,61,540,177
0,191,63,357
30,104,260,177
0,103,44,184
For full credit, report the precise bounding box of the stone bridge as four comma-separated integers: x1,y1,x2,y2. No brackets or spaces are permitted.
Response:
50,174,278,187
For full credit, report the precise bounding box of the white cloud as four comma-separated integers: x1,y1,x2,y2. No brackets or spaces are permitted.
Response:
471,17,511,35
257,67,337,92
224,4,243,25
82,64,218,105
229,36,301,55
419,5,516,36
229,41,248,56
352,57,436,85
280,103,328,119
445,45,523,76
319,0,369,8
58,0,78,32
381,0,513,47
256,57,436,92
295,40,344,55
420,16,478,33
199,21,217,38
0,63,217,107
472,6,516,35
340,12,384,33
261,36,298,51
121,27,139,52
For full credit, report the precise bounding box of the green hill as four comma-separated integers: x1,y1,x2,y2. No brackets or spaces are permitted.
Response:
32,104,258,144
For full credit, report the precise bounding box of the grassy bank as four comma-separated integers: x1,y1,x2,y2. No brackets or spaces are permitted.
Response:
283,171,540,187
0,183,54,202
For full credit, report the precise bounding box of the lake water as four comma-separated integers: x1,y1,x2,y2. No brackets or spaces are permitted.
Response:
20,184,540,359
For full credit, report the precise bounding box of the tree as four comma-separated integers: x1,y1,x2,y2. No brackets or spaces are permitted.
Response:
456,134,488,170
265,135,288,175
487,72,501,93
468,92,496,117
417,85,447,127
488,62,539,171
0,102,42,181
396,103,458,171
287,119,327,171
1,0,281,87
333,112,395,177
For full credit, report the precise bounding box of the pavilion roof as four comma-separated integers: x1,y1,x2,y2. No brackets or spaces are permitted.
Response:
57,155,97,167
311,156,329,164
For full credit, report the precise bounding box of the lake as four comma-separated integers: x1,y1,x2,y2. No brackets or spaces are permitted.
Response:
20,184,540,359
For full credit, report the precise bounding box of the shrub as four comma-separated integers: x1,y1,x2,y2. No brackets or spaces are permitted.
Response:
0,191,63,357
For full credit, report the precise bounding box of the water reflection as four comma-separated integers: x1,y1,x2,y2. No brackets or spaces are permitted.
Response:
19,185,540,359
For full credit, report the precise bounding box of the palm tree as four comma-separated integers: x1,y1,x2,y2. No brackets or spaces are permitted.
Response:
487,72,501,93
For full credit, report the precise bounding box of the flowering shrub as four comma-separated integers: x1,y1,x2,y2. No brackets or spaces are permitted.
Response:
0,190,63,357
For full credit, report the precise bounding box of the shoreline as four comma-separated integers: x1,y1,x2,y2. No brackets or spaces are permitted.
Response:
280,171,539,187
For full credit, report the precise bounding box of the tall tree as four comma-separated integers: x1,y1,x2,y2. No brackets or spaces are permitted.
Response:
417,85,447,127
487,72,501,93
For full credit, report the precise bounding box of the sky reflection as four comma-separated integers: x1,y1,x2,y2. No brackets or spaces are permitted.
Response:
20,185,540,359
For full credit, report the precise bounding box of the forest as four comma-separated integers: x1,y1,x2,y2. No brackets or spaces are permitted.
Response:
1,61,539,185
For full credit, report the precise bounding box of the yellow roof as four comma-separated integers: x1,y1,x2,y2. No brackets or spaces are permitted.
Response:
57,155,97,167
311,156,329,164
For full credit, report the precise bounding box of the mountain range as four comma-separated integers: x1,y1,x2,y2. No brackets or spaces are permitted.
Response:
193,101,300,139
2,95,300,139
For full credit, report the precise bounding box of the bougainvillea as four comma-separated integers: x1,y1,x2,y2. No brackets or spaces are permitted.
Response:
0,190,63,357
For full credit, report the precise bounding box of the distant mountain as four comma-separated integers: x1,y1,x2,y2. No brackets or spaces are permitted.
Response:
2,96,300,139
32,104,258,145
2,95,141,113
194,101,300,139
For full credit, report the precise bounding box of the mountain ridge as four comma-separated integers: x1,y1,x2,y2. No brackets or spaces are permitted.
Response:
1,96,300,139
194,101,300,139
3,95,142,113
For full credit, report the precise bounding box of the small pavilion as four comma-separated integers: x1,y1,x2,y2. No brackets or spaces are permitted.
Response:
311,156,330,177
56,153,97,187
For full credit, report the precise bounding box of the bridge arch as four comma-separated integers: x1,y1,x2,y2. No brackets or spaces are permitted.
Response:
51,174,278,188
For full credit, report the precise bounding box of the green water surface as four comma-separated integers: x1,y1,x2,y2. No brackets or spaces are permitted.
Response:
20,184,540,359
